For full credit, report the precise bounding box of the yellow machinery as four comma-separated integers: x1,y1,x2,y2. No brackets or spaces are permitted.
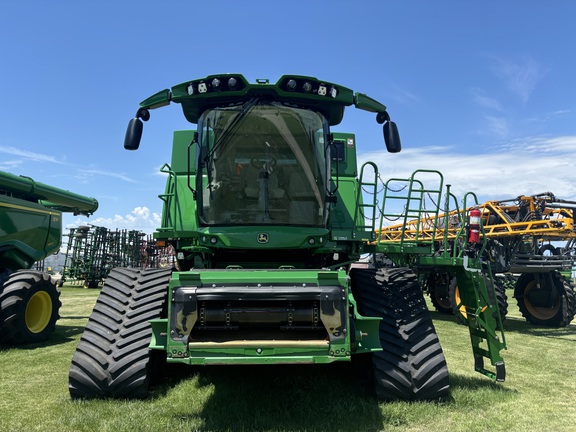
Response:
377,192,576,327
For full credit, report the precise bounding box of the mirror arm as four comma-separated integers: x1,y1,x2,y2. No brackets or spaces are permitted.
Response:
376,111,390,124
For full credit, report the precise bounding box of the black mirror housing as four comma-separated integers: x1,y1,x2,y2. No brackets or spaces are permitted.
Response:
384,121,401,153
124,118,143,150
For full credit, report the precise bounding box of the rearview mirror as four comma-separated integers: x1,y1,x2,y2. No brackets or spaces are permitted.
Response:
124,118,143,150
384,121,401,153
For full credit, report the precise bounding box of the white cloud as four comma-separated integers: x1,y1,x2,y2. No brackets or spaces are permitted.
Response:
67,206,161,234
470,88,504,112
483,115,510,139
359,135,576,205
0,160,23,170
0,145,140,185
81,169,137,183
0,146,66,164
488,55,547,103
388,85,422,106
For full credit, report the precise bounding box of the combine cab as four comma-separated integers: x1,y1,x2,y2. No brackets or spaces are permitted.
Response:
69,74,506,400
0,170,98,345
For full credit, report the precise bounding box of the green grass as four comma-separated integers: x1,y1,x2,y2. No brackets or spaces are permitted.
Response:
1,286,575,432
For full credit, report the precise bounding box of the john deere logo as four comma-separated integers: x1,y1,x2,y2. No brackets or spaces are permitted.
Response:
257,233,269,244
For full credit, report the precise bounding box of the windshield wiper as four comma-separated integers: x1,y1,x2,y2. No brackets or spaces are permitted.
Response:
204,97,260,164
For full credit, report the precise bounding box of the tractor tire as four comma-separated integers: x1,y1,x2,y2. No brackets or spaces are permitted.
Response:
449,275,508,326
0,270,61,345
426,272,453,314
514,271,576,327
494,278,509,321
350,267,450,401
68,267,171,399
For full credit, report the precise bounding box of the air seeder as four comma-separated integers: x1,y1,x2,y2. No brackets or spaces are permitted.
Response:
69,74,506,400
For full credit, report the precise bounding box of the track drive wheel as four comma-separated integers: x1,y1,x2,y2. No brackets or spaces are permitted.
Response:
69,267,172,399
350,267,450,401
514,271,576,327
0,270,61,345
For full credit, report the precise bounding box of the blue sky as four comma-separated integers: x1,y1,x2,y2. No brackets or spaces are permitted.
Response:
1,1,575,233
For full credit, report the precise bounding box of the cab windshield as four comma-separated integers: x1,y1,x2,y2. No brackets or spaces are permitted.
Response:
197,100,329,226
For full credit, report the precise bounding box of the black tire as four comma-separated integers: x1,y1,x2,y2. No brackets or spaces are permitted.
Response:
0,270,61,345
426,272,453,314
350,267,450,401
449,274,508,326
69,267,171,399
514,271,576,327
83,278,99,289
494,277,509,322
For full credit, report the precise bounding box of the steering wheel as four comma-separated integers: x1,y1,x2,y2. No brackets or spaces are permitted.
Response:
250,154,277,169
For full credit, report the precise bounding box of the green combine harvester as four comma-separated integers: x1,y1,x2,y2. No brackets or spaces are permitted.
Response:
69,74,506,400
0,170,98,345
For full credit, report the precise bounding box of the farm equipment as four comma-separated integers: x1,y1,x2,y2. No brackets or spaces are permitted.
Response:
379,192,576,326
0,170,98,345
69,74,506,401
60,226,172,288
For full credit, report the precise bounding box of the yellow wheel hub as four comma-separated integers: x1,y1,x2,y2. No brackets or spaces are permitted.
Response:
25,291,53,334
454,286,468,318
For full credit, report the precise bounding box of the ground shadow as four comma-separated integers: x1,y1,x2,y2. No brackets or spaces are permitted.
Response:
0,322,86,351
498,316,576,339
159,362,384,431
449,372,516,394
427,307,576,340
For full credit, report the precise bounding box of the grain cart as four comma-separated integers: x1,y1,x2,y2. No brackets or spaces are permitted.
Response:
0,170,98,345
69,74,506,400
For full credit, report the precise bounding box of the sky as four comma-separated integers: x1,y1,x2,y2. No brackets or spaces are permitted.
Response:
1,1,575,234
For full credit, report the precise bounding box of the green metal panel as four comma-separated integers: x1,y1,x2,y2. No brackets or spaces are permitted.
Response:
171,130,197,175
330,178,361,238
331,132,358,178
195,226,329,249
0,169,97,271
0,170,98,216
0,194,61,270
147,268,384,365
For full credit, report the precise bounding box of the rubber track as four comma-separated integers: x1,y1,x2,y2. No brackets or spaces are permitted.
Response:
69,267,171,399
0,270,61,345
351,267,450,401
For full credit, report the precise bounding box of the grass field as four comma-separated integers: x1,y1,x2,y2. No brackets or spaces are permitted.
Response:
1,285,575,432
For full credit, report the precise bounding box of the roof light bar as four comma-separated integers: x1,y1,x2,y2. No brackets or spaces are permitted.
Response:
279,77,339,98
183,75,247,96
